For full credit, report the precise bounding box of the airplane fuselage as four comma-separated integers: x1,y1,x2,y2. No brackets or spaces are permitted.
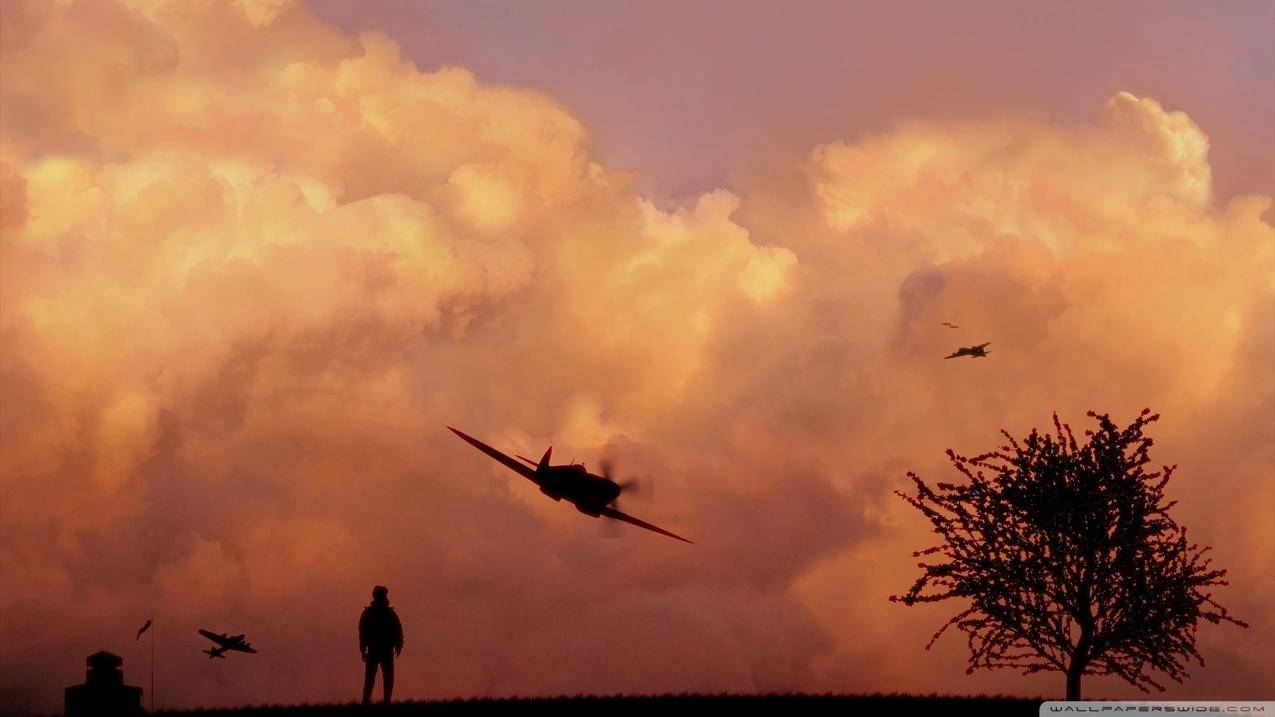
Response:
536,465,621,515
945,342,991,359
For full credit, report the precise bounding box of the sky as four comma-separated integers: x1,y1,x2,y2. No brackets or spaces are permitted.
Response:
0,1,1272,714
308,0,1275,203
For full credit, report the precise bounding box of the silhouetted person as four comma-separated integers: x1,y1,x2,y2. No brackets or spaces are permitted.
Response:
359,585,403,705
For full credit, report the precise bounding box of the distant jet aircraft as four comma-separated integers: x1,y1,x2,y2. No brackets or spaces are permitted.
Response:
199,629,257,658
448,427,692,544
941,322,960,329
944,342,990,359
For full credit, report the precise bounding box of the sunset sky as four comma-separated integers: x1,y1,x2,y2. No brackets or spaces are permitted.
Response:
1,1,1272,714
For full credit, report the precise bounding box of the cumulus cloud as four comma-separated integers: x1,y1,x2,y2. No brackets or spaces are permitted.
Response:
1,1,1270,713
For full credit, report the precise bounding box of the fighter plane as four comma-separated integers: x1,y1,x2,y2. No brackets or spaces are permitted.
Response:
944,342,990,359
448,427,692,544
199,629,257,658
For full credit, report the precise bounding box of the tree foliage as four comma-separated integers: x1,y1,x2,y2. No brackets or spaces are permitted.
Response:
891,409,1246,699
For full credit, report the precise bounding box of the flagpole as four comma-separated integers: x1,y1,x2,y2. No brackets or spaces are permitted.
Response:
149,617,154,713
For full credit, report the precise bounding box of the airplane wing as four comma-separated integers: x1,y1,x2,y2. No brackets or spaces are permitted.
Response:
448,427,541,485
599,506,692,544
944,350,962,359
199,629,229,647
975,342,990,349
233,644,258,654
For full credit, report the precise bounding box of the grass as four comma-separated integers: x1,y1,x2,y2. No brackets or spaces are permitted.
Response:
155,692,1047,716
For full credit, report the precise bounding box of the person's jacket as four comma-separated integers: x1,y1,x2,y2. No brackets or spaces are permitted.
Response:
359,602,403,653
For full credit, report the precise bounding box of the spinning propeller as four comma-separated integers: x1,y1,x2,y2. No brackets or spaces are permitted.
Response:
601,460,653,538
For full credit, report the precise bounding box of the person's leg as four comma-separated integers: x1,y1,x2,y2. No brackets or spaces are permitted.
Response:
362,656,377,705
382,655,395,703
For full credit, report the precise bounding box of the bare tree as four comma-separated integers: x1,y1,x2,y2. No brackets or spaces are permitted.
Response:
892,409,1246,699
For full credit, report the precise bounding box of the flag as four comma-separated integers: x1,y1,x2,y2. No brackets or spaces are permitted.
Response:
136,619,152,641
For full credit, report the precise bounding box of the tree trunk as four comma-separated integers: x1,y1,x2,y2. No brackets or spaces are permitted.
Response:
1066,580,1096,701
1066,661,1085,700
1066,615,1094,700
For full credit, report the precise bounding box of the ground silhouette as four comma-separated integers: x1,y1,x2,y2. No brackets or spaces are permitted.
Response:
151,692,1044,716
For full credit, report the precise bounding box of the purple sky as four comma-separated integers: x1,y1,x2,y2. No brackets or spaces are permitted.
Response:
311,0,1275,202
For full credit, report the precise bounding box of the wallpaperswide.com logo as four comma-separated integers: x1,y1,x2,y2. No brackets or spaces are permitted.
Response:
1041,702,1273,714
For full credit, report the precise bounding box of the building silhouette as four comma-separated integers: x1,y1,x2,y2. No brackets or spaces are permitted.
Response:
64,651,143,716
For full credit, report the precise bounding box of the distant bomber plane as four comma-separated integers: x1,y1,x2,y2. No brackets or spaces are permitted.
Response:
941,322,960,328
448,427,692,543
199,629,257,658
944,342,991,359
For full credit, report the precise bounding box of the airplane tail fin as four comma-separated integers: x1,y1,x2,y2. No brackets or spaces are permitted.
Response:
538,446,552,471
